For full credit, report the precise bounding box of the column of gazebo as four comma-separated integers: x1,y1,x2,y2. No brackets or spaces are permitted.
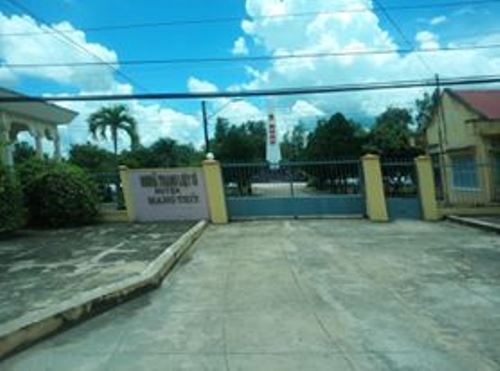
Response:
32,128,61,161
34,129,44,159
53,132,61,160
1,114,13,166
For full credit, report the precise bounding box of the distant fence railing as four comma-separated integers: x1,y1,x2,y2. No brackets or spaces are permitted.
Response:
431,157,499,206
222,160,363,198
90,172,125,209
381,159,418,198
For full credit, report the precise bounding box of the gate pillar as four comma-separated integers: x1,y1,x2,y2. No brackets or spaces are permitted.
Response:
362,154,389,222
203,158,229,224
415,155,440,221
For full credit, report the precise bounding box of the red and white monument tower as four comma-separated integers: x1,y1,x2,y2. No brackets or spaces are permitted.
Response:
266,112,282,168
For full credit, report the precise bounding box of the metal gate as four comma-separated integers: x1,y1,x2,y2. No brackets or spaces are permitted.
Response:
221,160,365,219
493,152,500,202
381,160,422,220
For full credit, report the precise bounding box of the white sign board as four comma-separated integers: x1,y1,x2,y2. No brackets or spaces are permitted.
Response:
127,168,209,222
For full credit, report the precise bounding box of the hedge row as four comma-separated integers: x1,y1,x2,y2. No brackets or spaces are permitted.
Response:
1,159,100,233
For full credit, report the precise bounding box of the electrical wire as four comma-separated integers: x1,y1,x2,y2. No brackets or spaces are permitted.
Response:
1,74,499,103
3,0,150,93
0,0,498,37
372,0,434,75
3,42,500,69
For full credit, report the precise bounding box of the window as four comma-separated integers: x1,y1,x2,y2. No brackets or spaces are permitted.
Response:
494,153,500,186
451,155,479,190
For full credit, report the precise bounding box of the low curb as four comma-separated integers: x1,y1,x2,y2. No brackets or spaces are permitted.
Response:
447,215,500,234
0,220,208,360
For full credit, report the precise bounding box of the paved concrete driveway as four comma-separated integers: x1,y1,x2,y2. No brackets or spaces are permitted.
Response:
2,220,500,370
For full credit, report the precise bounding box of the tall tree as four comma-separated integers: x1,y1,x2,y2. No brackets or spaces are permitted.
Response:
120,138,202,168
415,90,439,132
367,107,415,157
303,113,366,192
414,90,439,148
211,118,266,195
88,104,140,156
306,113,366,159
69,143,115,173
281,123,307,161
212,118,266,162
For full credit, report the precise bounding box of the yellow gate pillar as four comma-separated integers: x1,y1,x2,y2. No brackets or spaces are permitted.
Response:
202,158,228,224
362,154,389,222
119,165,136,222
415,155,440,221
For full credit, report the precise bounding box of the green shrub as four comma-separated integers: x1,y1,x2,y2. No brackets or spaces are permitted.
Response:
0,164,25,234
16,158,56,193
26,164,99,228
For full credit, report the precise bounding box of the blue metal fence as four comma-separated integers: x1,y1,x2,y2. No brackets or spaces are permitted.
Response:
222,160,365,219
381,159,422,220
431,154,499,206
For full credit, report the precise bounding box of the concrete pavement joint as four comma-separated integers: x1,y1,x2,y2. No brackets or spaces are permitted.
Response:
352,249,500,370
279,221,359,371
447,215,500,234
0,220,208,361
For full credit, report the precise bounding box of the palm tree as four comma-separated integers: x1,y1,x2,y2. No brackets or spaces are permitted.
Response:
88,105,140,156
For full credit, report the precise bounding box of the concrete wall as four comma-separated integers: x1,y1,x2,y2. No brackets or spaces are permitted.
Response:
426,92,478,151
426,91,500,206
119,162,229,225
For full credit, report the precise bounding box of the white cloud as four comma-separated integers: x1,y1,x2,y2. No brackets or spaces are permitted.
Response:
231,0,500,120
132,102,202,146
210,98,265,123
0,12,208,152
416,31,440,49
430,15,447,26
187,77,218,93
57,87,203,153
232,37,249,55
291,100,325,118
0,13,118,91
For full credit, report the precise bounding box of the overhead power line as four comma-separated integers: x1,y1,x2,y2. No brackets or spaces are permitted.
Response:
2,74,500,103
372,0,434,75
1,0,499,37
4,43,500,69
3,0,150,93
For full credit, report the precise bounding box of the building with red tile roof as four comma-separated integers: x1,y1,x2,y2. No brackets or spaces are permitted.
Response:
425,89,500,206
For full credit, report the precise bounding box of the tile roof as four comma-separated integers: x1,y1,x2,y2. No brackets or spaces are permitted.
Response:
450,89,500,120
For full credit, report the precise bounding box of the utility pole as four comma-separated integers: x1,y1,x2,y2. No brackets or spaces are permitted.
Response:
201,100,210,154
435,73,450,204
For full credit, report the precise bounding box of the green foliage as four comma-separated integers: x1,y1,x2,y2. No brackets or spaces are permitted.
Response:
367,107,418,157
306,113,366,159
212,118,266,195
414,90,440,149
88,104,140,155
13,142,37,164
0,164,25,234
69,142,116,173
415,90,439,131
120,138,203,169
287,114,366,192
16,157,56,194
212,118,266,162
281,123,307,161
25,164,99,228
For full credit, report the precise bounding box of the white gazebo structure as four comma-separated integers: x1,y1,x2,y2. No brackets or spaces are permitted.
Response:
0,87,78,165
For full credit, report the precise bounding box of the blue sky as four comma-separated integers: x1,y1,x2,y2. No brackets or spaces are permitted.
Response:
1,0,500,151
